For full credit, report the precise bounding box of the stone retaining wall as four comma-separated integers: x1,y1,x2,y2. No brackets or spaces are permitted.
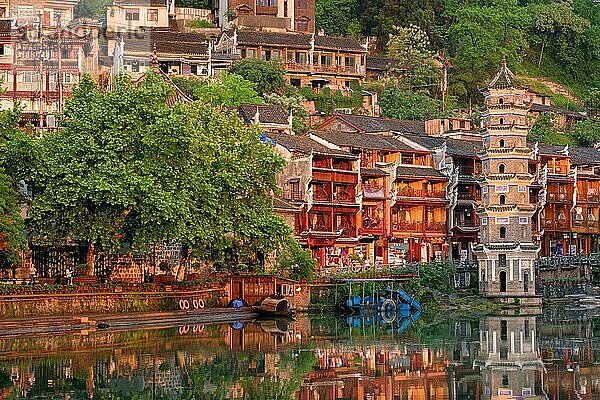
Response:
0,289,226,318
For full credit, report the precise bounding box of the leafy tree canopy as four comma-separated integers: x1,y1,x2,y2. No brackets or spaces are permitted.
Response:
379,87,446,120
24,73,290,269
229,59,286,96
172,73,264,107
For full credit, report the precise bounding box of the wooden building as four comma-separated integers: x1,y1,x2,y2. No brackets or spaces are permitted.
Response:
214,0,315,33
266,132,361,269
215,30,367,92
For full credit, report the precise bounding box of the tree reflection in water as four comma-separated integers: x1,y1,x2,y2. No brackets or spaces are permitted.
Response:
0,311,599,399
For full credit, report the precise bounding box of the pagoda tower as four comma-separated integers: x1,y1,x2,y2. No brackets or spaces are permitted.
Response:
474,57,541,307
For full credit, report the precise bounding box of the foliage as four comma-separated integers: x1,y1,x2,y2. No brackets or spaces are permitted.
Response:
24,73,291,270
571,120,600,147
315,0,361,36
175,0,211,8
417,261,456,294
186,19,215,28
172,73,264,107
74,0,112,19
298,86,363,114
274,238,316,281
527,113,572,145
264,92,310,134
379,87,446,120
229,59,286,96
0,110,32,268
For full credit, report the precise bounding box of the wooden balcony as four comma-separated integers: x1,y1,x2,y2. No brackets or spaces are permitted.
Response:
313,187,356,204
457,192,481,201
396,187,446,200
572,219,600,230
455,219,478,228
363,185,385,199
392,221,446,233
547,191,570,203
542,219,570,231
577,192,600,203
362,216,384,232
335,225,357,238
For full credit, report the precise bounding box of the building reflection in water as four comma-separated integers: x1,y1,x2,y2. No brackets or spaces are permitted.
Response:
1,311,600,399
474,315,546,400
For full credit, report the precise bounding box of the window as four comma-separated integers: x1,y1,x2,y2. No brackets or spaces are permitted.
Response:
261,49,271,60
460,120,466,129
498,164,505,173
295,51,307,64
272,50,280,59
481,217,488,225
290,78,301,87
257,0,277,5
502,374,509,385
499,195,506,205
63,72,72,84
125,8,140,21
499,117,504,125
297,0,308,9
345,56,355,67
499,139,505,148
147,9,159,21
499,254,507,268
0,44,5,56
297,20,308,32
247,49,255,58
496,217,510,225
22,72,38,83
500,227,506,238
501,320,507,340
519,217,529,225
499,97,504,104
320,54,332,66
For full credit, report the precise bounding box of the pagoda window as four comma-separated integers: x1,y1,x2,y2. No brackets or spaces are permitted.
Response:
499,139,505,148
499,117,504,125
499,194,506,205
499,97,504,104
499,226,506,238
498,163,505,173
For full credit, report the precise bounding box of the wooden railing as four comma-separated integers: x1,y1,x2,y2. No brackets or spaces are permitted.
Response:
457,192,481,201
547,192,570,203
392,221,446,232
363,185,385,199
397,188,446,199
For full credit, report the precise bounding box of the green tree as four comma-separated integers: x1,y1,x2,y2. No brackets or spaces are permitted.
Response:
176,0,210,8
379,87,445,120
173,73,264,107
0,110,35,270
229,59,286,96
74,0,112,19
315,0,362,36
527,113,572,145
571,120,600,147
25,73,290,271
446,0,529,102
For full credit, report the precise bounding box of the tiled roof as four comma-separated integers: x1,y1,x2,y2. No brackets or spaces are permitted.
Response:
333,114,425,135
267,133,356,157
314,35,365,52
236,31,312,49
361,167,389,177
366,56,405,71
532,143,570,158
273,197,300,212
234,31,366,52
115,0,167,5
396,165,447,180
445,138,482,158
569,146,600,166
530,103,586,119
402,134,446,150
311,130,416,151
238,104,289,125
124,32,208,55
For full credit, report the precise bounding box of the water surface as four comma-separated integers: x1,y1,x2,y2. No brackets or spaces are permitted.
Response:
0,309,598,399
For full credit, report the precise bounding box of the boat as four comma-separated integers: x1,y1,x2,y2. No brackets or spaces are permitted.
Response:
253,296,295,317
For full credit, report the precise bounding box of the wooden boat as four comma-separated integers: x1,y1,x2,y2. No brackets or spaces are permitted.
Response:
253,296,294,317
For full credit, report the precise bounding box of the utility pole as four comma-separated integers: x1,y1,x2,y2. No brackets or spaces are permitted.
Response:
56,12,63,114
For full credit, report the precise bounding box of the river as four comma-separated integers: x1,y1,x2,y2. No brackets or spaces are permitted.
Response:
0,308,598,399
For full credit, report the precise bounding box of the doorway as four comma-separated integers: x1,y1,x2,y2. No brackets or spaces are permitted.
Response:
499,271,507,293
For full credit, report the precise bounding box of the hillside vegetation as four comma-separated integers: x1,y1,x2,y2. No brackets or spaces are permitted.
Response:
316,0,600,106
